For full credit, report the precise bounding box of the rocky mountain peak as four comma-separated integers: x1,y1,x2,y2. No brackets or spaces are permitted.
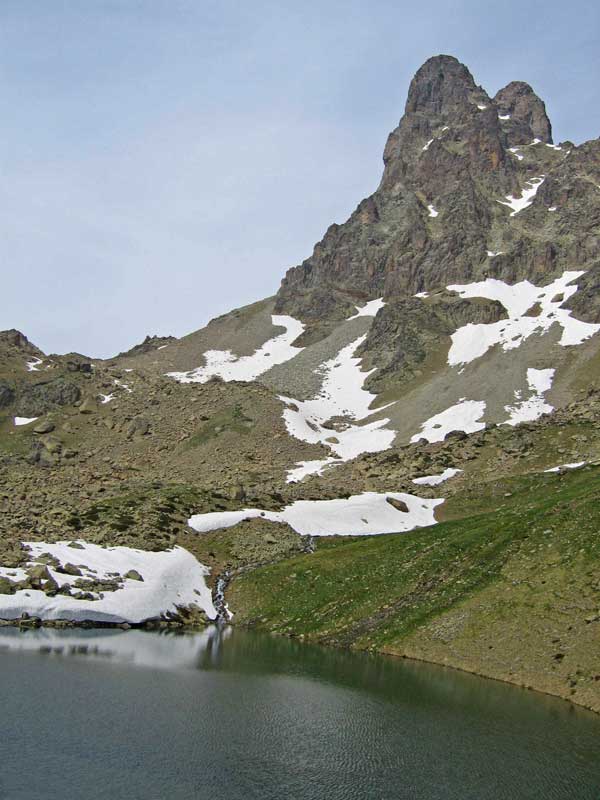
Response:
493,80,553,144
404,54,481,116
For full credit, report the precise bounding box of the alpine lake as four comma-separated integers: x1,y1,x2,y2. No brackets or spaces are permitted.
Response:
1,626,599,799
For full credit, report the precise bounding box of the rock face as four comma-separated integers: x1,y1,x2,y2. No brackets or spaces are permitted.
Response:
275,55,596,335
493,81,553,145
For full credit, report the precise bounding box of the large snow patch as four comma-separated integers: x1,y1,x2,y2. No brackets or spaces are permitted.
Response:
0,541,216,624
279,335,396,481
447,272,600,367
188,491,443,537
167,314,304,384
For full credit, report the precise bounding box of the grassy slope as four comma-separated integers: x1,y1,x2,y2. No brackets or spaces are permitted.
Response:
228,465,600,711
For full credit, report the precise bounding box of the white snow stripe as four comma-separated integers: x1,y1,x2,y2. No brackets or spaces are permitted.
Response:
347,297,385,320
167,314,304,384
189,491,444,538
412,468,462,486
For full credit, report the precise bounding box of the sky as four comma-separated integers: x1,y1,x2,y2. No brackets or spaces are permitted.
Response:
1,1,598,358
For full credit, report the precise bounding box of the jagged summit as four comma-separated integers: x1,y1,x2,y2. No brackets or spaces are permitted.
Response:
404,55,482,116
275,54,596,330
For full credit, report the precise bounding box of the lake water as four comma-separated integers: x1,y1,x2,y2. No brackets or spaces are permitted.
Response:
0,626,599,799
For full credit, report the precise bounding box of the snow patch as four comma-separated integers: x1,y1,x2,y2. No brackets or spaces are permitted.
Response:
508,147,524,161
411,399,486,444
498,114,511,120
14,416,38,426
414,291,429,299
347,297,385,319
427,204,439,218
544,462,586,473
189,491,443,538
503,368,554,426
548,206,557,212
412,468,462,486
26,358,42,372
487,250,503,257
0,541,216,624
498,176,545,216
477,104,487,110
422,138,434,151
280,335,396,481
447,271,600,366
167,315,304,384
100,393,115,404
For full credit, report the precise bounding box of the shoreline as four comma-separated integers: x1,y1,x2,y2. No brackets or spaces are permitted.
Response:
2,614,598,716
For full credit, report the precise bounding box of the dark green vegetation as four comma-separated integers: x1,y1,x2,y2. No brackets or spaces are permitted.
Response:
228,465,600,711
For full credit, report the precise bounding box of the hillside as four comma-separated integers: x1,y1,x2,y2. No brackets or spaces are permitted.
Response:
0,54,599,711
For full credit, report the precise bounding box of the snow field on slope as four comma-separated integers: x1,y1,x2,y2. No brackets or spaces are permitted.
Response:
188,491,444,537
410,399,486,444
0,542,216,623
412,468,462,486
503,368,555,426
497,176,545,216
280,334,396,481
544,461,586,473
167,314,304,384
447,271,600,366
347,297,386,319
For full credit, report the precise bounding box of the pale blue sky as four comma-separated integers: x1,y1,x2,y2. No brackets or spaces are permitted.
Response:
1,1,598,357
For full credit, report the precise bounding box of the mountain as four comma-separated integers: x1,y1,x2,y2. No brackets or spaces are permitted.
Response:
1,55,599,712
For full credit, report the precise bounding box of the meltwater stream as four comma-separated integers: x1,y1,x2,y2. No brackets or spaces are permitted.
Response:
0,627,599,800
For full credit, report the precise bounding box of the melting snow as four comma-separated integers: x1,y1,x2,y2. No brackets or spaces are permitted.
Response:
503,368,554,425
167,314,304,384
100,393,115,404
546,143,563,151
0,541,216,624
414,291,429,299
26,358,42,372
412,468,462,486
347,298,385,319
280,335,396,481
498,176,545,216
447,271,600,366
477,104,487,110
487,250,503,257
427,204,439,218
508,147,524,161
114,379,132,393
411,399,486,444
189,491,443,537
544,461,586,473
498,114,511,120
422,138,434,151
548,206,557,212
14,417,38,426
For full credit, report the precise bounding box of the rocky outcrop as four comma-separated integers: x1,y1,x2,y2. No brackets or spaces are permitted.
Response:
359,294,506,390
493,81,553,145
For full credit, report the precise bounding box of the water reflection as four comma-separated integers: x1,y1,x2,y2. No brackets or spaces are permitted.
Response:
0,625,232,670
